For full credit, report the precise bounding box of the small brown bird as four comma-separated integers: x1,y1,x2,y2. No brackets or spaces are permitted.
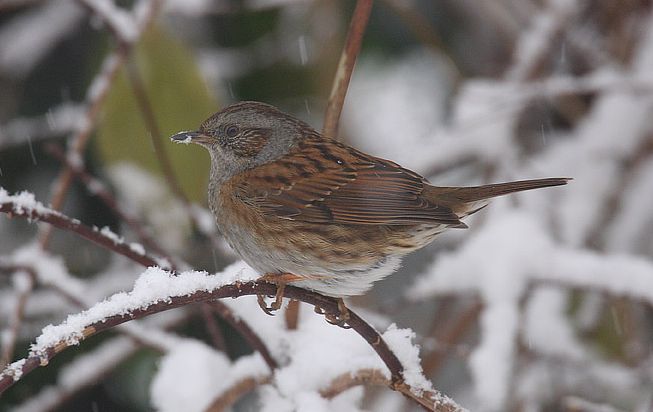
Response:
171,101,568,309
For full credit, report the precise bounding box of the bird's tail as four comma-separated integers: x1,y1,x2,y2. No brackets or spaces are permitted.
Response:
426,177,570,218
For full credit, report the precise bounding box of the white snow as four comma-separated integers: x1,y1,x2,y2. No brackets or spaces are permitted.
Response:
98,226,123,244
30,261,257,355
5,358,26,381
151,341,268,412
0,188,57,217
408,212,653,410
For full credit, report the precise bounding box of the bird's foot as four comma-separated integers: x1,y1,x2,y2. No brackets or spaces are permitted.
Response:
316,298,351,329
256,273,301,316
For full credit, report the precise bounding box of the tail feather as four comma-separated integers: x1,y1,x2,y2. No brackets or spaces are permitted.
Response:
426,177,570,219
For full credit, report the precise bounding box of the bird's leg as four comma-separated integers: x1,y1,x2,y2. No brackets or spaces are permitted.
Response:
256,273,302,316
323,298,351,329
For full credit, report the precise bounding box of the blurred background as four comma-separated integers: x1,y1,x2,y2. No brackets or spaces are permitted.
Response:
1,0,653,411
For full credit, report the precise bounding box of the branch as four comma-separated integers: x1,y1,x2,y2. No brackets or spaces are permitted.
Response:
205,375,272,412
0,191,161,268
40,0,162,248
322,0,374,137
0,281,407,397
0,267,35,370
9,311,190,412
209,302,278,371
0,188,276,367
45,143,176,264
320,368,461,412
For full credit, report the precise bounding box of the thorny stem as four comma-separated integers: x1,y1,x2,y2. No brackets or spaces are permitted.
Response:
322,0,374,138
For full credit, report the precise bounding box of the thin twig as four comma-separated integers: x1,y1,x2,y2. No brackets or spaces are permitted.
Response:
286,0,375,333
209,302,278,371
201,304,228,352
319,368,460,412
422,301,483,376
0,266,35,370
2,201,160,268
205,375,272,412
45,143,176,264
285,299,300,330
322,0,374,137
9,312,191,412
39,0,162,248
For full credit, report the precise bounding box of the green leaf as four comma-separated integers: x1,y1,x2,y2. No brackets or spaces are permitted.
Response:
96,25,216,202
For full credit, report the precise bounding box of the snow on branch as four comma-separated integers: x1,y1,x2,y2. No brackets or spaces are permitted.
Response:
0,188,161,268
0,264,463,411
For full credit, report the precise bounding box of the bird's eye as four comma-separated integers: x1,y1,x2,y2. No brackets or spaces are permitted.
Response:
225,125,239,138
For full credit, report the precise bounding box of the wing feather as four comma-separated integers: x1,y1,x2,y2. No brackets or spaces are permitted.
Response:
238,139,462,226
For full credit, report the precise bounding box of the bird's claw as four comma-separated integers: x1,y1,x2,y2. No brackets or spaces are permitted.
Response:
256,283,286,316
316,298,351,329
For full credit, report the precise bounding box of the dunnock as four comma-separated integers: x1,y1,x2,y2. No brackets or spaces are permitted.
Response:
171,101,568,315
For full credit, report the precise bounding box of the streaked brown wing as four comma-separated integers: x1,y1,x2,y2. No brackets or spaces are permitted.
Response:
237,138,463,226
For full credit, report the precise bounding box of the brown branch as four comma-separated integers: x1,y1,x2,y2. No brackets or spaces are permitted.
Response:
0,266,35,370
9,312,191,412
209,302,278,371
320,368,388,398
422,301,483,376
0,282,408,398
284,299,300,330
287,0,375,333
45,144,176,264
0,195,275,366
39,0,162,248
320,368,461,412
201,304,228,352
322,0,374,137
2,201,160,268
205,375,272,412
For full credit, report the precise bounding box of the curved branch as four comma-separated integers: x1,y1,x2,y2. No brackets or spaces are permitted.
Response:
205,375,272,412
0,282,405,397
320,368,461,412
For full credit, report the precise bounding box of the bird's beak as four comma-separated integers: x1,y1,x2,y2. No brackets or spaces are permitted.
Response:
170,130,210,145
